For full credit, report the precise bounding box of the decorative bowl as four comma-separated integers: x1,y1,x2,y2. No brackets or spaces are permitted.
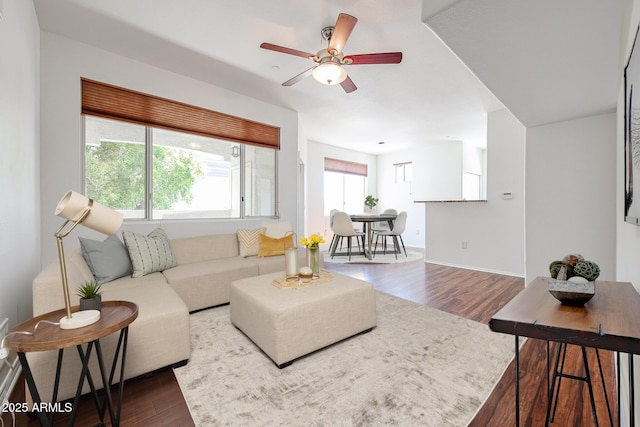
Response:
548,278,595,306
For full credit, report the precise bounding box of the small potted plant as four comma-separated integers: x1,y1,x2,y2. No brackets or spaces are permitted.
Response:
364,195,379,214
77,281,102,311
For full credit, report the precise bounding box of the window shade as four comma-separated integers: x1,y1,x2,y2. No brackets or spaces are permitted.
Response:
324,157,368,176
81,78,280,150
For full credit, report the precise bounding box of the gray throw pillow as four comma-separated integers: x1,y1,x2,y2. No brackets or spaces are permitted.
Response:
122,228,177,278
78,234,133,285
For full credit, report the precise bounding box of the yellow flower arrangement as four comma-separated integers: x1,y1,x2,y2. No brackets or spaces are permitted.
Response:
299,233,325,248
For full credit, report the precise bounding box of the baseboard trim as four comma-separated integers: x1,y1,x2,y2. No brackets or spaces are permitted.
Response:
424,259,525,278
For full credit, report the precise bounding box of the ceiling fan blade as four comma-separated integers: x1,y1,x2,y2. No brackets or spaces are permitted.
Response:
340,76,357,93
260,42,316,60
344,52,403,65
282,67,315,86
328,13,357,56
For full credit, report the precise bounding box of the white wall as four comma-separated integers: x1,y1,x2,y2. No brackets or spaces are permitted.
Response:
0,0,40,327
377,141,463,248
305,141,377,246
39,32,300,264
421,109,525,276
463,143,484,177
526,113,616,283
0,0,40,403
463,142,485,199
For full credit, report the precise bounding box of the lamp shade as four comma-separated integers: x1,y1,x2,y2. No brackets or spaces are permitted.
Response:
312,62,348,85
55,191,123,236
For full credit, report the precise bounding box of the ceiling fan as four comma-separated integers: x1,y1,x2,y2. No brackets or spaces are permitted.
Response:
260,13,403,93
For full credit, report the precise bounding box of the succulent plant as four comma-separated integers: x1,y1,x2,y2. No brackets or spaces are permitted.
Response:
76,281,102,299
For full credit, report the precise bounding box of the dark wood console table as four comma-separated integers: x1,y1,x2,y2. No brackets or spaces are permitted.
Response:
4,301,138,426
490,277,640,426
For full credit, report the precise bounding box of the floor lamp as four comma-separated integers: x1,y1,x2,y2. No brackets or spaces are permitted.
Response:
54,191,123,329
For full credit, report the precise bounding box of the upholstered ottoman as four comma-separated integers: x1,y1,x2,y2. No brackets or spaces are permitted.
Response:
230,270,376,368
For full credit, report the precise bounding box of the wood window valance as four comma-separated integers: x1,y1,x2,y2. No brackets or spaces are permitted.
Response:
324,157,368,176
81,78,280,150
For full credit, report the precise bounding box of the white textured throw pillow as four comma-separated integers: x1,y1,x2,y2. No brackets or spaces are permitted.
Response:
122,228,177,278
237,227,266,257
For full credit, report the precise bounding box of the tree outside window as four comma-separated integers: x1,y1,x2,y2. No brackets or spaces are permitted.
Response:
84,115,276,220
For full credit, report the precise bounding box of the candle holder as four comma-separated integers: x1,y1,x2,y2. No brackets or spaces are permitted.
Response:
284,232,298,280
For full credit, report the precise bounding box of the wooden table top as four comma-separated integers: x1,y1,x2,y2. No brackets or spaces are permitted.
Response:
4,301,138,353
490,277,640,354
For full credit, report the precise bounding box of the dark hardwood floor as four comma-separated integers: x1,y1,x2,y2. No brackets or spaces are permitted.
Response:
6,255,616,426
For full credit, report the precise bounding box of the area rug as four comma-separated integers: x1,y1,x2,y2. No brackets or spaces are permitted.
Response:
323,249,424,264
174,292,514,426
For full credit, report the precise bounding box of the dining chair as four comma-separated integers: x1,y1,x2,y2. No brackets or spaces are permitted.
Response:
373,211,407,259
372,208,398,233
330,212,365,260
328,209,339,251
372,208,399,254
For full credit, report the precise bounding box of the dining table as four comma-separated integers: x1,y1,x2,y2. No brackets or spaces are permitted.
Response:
349,213,397,260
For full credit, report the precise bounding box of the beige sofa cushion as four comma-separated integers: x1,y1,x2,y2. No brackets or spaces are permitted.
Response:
262,221,292,238
162,257,259,311
170,233,239,264
100,271,167,293
27,281,190,403
33,249,96,316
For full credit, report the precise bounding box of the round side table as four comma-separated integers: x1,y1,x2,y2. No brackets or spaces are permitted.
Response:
4,301,138,427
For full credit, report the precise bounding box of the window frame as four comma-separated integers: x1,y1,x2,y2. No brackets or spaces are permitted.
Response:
82,115,279,221
323,157,369,215
394,162,412,184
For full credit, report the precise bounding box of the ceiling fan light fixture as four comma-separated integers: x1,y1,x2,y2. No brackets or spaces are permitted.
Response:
312,61,347,86
260,13,401,93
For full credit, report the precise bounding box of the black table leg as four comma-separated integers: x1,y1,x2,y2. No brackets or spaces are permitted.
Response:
515,335,520,427
17,352,50,427
94,339,117,425
71,342,98,426
114,327,130,427
365,222,373,260
96,327,130,427
594,349,614,427
47,348,64,426
631,353,635,427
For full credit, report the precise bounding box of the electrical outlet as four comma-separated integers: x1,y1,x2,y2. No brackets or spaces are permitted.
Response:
416,229,420,235
461,241,468,249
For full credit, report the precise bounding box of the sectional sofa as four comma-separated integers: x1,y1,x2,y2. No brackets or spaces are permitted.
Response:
27,224,316,403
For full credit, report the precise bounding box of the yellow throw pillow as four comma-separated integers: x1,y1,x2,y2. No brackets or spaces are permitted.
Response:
258,234,294,257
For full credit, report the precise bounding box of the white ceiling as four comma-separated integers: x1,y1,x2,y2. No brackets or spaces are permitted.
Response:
424,0,630,128
33,0,628,155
